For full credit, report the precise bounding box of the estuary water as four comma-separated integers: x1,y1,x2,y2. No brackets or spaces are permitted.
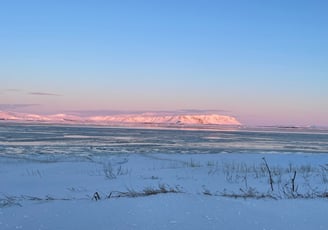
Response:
0,123,328,160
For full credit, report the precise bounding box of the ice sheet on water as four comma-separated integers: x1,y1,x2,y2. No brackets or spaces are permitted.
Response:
1,123,328,161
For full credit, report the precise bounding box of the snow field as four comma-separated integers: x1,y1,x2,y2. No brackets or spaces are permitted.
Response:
1,152,328,229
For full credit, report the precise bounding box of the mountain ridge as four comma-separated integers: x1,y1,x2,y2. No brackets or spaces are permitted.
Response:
0,111,241,125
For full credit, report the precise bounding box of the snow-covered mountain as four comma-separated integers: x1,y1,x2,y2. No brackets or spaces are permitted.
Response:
89,114,241,125
0,111,82,122
0,111,241,126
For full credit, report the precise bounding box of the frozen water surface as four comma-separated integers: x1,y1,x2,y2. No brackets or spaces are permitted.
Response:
1,123,328,158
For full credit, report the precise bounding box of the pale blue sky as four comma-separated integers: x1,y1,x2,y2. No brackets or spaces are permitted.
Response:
1,0,327,125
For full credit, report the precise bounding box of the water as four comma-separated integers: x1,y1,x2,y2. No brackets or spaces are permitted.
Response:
0,123,328,161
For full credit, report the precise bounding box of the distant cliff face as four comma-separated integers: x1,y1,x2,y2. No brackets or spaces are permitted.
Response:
0,111,241,126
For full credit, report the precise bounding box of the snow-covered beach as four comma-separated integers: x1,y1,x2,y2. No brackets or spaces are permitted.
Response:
1,123,328,230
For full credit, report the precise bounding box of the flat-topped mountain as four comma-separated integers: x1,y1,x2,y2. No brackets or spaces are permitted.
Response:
0,111,241,125
89,114,241,125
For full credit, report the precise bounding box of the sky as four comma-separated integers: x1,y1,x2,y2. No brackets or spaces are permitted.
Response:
0,0,327,126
